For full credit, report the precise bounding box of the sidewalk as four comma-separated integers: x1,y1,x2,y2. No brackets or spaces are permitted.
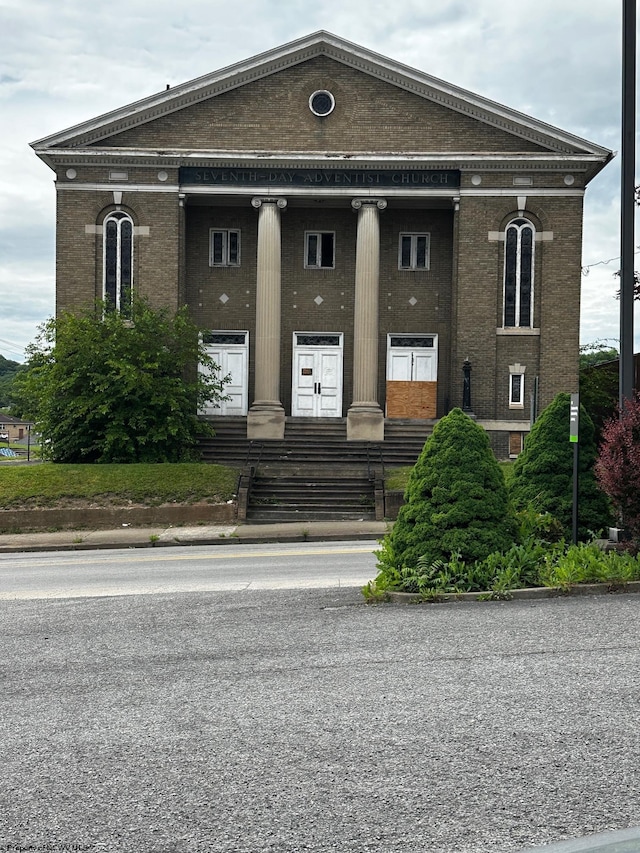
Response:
0,519,390,553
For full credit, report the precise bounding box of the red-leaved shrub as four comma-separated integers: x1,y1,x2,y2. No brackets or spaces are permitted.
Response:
595,396,640,537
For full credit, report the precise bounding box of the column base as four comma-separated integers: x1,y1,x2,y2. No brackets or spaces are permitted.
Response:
247,405,285,440
347,405,384,441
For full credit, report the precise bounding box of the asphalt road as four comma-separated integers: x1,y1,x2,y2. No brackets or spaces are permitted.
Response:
0,541,378,599
2,573,640,853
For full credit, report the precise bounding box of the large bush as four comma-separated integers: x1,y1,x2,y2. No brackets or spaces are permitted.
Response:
595,396,640,538
510,393,611,539
14,300,228,463
382,408,515,571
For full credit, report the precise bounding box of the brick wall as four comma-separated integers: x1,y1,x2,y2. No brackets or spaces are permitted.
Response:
97,57,550,155
184,202,454,415
56,184,182,314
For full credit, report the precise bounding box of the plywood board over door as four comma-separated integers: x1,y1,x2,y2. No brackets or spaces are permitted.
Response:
386,381,437,418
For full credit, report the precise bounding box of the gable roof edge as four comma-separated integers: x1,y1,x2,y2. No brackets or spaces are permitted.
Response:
30,30,611,162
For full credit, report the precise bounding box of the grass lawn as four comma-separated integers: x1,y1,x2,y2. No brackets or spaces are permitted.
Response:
0,463,239,508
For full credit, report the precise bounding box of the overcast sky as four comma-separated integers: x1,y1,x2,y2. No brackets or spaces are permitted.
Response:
0,0,635,362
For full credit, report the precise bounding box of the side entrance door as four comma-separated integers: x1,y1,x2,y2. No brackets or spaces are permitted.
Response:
386,334,438,418
200,331,249,416
292,333,343,417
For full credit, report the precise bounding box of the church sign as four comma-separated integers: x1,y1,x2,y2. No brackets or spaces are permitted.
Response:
179,167,460,189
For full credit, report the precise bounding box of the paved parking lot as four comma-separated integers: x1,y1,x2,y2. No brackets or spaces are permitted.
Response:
2,587,640,852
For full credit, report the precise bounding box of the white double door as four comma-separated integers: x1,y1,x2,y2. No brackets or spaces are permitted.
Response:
386,334,438,382
292,333,343,418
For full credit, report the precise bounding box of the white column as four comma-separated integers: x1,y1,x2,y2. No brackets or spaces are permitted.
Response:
348,198,386,441
247,197,287,440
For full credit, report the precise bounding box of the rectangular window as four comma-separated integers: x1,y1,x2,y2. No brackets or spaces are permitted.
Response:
305,232,335,268
209,229,240,267
399,233,430,270
509,432,523,457
509,373,525,408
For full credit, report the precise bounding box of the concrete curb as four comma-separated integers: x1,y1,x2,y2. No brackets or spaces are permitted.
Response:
0,521,389,554
384,580,640,603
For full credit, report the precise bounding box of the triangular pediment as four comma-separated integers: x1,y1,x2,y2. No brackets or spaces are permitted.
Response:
31,31,611,167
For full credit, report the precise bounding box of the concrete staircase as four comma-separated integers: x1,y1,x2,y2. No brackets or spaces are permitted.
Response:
199,417,433,468
247,470,377,522
198,417,434,523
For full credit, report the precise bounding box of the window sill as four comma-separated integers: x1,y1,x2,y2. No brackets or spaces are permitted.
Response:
496,327,540,336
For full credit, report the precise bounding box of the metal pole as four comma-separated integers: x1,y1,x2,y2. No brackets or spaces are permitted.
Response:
572,441,579,546
570,394,580,545
620,0,636,411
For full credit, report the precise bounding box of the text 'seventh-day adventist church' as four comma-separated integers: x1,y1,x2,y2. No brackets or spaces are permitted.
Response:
31,31,612,456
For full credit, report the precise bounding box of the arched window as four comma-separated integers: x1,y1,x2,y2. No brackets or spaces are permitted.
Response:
503,218,534,327
103,212,133,317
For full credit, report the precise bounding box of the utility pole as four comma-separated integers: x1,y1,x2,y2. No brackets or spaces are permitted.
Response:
620,0,636,411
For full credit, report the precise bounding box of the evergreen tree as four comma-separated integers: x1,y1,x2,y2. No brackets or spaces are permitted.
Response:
384,408,515,570
510,393,611,539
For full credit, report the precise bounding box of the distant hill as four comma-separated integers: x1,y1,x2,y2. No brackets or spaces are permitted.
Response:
0,354,23,409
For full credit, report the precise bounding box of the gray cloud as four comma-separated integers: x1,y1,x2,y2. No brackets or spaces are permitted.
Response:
0,0,633,358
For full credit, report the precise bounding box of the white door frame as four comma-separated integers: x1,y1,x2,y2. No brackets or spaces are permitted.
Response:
386,333,438,382
200,330,249,416
292,332,343,417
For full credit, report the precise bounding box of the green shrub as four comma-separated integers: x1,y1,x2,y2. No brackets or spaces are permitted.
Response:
14,300,228,463
369,534,640,599
510,393,612,540
381,408,516,571
539,543,640,590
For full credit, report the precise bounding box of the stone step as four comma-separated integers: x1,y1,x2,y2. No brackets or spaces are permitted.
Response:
247,471,376,522
251,476,373,494
198,418,432,472
250,489,374,506
247,506,375,524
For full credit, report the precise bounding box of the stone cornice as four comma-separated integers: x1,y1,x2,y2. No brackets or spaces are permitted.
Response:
31,31,612,173
40,148,607,172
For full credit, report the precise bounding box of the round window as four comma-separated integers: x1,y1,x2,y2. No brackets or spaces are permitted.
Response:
309,90,335,117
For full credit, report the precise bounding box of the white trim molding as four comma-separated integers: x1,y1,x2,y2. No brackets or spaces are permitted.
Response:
30,31,613,178
477,420,530,432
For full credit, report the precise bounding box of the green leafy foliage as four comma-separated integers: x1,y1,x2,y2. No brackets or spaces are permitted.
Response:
369,534,640,599
509,393,612,540
0,354,23,409
579,344,618,441
13,300,229,463
579,343,619,369
381,408,516,571
539,543,640,590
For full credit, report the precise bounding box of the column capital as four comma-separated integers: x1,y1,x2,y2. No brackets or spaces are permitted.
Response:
351,198,387,211
251,197,287,210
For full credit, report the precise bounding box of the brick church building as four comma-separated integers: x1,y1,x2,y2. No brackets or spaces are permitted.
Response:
31,31,612,456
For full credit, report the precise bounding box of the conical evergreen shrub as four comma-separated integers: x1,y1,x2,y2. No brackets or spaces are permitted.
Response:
386,408,516,570
510,393,611,539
